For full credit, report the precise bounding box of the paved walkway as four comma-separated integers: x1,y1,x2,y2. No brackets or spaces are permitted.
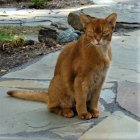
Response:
0,5,103,26
0,1,140,139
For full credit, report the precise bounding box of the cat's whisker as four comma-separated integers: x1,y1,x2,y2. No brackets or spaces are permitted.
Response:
86,43,92,47
90,41,95,46
86,41,94,47
87,44,91,47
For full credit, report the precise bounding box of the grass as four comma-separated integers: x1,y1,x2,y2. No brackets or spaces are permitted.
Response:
0,26,41,47
0,26,42,35
0,33,22,41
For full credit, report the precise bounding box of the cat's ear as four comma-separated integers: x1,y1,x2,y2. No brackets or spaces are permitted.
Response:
80,13,92,30
105,13,117,28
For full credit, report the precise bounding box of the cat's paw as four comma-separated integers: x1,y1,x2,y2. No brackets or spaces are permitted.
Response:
90,109,100,118
78,112,92,120
62,108,74,118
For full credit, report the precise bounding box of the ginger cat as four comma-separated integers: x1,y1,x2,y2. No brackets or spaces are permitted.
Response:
7,13,117,120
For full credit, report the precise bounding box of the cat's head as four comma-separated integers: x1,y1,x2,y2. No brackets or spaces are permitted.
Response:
80,13,117,47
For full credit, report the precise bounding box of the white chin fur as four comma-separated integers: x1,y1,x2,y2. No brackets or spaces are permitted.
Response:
90,40,110,47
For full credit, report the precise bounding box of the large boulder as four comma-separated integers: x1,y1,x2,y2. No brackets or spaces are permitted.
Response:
68,11,96,31
38,22,80,45
38,26,59,43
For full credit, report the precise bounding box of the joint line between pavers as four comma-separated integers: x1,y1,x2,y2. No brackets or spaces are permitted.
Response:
0,78,52,81
0,86,48,91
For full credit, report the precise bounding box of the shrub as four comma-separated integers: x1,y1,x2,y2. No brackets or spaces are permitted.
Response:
31,0,48,8
0,33,24,47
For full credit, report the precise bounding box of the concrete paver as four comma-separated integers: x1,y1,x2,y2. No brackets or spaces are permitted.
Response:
117,81,140,117
100,89,116,104
2,51,60,80
108,30,140,83
0,87,110,138
79,111,140,140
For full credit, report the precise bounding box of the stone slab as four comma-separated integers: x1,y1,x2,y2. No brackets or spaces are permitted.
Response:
2,51,60,79
107,30,140,83
117,81,140,117
100,89,116,104
0,87,109,139
80,111,140,140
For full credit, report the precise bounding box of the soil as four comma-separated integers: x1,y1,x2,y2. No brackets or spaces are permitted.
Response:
0,26,42,35
0,40,62,76
0,0,93,9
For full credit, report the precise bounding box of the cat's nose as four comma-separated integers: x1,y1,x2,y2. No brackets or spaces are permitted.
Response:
96,36,101,42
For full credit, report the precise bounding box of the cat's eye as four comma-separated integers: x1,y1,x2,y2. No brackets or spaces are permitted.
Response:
102,30,110,36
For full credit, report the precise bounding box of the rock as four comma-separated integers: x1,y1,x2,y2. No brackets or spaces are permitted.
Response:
68,12,83,31
68,11,96,30
0,69,7,72
38,22,72,45
57,28,79,44
80,0,88,5
38,23,80,45
24,40,35,46
44,38,57,48
51,22,69,30
38,26,59,43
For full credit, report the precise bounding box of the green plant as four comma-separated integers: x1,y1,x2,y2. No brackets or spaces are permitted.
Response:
31,0,48,7
0,33,25,47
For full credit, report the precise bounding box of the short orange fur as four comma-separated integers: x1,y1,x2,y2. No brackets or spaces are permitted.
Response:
7,13,117,119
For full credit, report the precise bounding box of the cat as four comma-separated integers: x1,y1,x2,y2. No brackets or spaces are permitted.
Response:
7,13,117,120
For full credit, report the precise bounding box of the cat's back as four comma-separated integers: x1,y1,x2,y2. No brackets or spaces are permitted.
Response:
54,41,77,75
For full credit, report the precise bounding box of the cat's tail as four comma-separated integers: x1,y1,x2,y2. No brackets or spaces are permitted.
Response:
7,90,48,103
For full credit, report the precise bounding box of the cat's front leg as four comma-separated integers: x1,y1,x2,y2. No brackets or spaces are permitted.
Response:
74,76,92,120
89,78,105,118
89,88,101,118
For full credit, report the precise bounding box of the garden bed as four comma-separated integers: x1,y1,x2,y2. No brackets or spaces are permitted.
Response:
0,26,62,76
0,0,93,9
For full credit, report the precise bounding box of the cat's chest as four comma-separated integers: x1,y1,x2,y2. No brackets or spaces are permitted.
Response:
90,63,109,86
86,67,108,101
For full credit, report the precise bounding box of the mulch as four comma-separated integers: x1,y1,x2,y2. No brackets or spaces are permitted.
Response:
0,41,62,76
0,0,93,9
